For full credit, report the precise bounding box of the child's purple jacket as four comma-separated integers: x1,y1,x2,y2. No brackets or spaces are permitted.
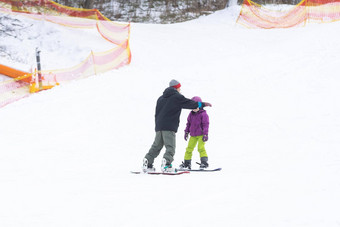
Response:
184,109,209,137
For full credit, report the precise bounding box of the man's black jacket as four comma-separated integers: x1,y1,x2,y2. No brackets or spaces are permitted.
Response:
155,87,201,133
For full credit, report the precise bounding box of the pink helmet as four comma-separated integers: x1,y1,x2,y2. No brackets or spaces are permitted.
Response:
191,96,202,102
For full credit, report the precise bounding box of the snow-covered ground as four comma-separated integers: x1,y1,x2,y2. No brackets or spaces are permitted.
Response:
0,12,116,81
1,5,340,227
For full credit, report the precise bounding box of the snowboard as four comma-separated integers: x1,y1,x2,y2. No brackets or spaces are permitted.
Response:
130,170,190,175
177,167,222,172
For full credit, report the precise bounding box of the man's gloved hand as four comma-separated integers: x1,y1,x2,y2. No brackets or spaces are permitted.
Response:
203,102,212,107
202,135,208,142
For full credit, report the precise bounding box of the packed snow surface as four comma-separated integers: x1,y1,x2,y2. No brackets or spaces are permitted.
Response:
1,5,340,227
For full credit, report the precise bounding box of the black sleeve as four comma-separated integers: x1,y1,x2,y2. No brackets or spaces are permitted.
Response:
177,94,199,110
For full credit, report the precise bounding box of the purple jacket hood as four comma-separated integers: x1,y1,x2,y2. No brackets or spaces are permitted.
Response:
184,109,209,137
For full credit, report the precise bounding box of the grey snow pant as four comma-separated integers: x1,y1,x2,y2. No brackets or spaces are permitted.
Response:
144,131,176,166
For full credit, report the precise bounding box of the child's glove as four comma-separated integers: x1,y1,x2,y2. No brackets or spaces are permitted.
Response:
184,132,189,141
202,135,208,142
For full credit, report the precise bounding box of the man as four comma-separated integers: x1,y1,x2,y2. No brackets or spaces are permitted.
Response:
143,79,212,172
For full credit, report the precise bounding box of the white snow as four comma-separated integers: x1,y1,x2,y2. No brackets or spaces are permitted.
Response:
1,5,340,227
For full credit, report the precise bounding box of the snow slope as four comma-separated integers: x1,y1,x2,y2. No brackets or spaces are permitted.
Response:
0,12,116,81
1,5,340,227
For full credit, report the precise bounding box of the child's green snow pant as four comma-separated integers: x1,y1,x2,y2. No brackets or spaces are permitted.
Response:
184,135,208,160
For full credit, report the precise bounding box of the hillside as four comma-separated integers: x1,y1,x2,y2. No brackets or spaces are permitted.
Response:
1,5,340,227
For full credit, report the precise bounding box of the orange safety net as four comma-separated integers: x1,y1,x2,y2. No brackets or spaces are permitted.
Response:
237,0,340,28
29,40,130,92
0,74,31,108
0,0,131,45
0,0,131,108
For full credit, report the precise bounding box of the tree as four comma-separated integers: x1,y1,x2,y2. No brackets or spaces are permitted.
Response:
83,0,94,9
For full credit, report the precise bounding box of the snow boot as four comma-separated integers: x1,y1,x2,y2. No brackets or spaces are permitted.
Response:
199,157,209,169
143,158,155,173
179,160,191,170
161,158,175,172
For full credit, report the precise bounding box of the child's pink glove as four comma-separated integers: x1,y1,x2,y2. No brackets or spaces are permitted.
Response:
184,132,189,141
202,135,208,142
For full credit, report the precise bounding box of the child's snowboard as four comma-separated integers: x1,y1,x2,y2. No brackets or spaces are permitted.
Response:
185,167,222,172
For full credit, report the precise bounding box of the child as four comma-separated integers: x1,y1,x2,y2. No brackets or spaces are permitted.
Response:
180,96,210,170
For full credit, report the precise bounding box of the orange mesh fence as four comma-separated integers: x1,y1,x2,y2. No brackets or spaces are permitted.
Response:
0,0,131,108
237,0,340,28
0,0,130,45
308,0,340,23
29,40,130,92
0,74,31,108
